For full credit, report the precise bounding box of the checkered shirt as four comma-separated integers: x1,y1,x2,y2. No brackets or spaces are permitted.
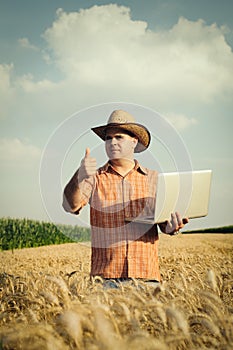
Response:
68,161,161,281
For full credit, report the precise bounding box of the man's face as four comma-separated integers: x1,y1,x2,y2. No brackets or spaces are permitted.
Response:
105,128,138,161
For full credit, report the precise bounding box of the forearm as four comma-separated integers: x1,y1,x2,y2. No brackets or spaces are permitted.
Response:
62,169,93,214
63,170,81,213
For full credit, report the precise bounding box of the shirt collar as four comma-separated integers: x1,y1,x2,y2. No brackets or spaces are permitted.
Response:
100,159,148,175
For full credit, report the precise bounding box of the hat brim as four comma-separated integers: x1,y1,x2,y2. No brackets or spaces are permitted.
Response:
91,122,151,153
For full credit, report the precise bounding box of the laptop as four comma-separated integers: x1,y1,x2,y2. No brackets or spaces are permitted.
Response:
126,170,212,224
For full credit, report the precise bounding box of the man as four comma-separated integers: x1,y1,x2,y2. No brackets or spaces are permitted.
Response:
63,110,188,287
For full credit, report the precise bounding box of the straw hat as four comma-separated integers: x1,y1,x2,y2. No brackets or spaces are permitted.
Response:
91,110,151,153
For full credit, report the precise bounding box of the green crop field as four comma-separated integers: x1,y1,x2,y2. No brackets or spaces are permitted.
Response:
0,217,90,251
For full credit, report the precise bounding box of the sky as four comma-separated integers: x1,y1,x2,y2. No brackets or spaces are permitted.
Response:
0,0,232,230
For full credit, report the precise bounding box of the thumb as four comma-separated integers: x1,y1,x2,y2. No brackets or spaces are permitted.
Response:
85,147,90,158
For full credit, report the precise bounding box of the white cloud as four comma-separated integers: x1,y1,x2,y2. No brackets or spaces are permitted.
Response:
15,73,57,93
0,63,13,90
41,5,233,103
0,138,41,162
1,4,233,126
0,64,15,119
18,37,39,51
165,113,198,131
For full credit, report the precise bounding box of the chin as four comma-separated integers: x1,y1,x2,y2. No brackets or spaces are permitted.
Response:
109,155,120,160
109,152,120,158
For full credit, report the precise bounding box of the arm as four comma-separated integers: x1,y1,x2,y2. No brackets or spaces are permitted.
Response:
62,148,97,214
63,169,87,214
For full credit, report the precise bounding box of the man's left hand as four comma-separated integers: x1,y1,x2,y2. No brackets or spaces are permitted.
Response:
165,212,189,234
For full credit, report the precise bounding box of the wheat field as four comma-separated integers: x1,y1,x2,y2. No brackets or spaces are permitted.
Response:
0,233,232,350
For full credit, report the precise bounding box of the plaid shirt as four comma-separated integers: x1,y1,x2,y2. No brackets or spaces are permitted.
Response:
64,161,162,281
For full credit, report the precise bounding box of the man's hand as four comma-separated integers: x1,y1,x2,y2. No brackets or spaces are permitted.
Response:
77,148,97,182
165,212,189,235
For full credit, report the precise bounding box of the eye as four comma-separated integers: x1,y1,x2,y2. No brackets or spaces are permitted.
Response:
105,135,112,141
116,135,123,140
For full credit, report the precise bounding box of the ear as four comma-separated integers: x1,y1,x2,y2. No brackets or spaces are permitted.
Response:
132,137,138,150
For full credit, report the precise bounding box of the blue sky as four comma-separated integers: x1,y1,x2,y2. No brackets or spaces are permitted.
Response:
0,0,232,230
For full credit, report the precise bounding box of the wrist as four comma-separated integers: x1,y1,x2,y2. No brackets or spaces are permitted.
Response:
168,229,179,236
76,168,87,183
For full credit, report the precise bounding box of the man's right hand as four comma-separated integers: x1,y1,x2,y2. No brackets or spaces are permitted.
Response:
78,148,97,182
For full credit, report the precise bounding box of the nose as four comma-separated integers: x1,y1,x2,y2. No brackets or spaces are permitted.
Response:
110,137,117,145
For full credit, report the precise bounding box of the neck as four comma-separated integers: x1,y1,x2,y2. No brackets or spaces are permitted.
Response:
109,158,135,176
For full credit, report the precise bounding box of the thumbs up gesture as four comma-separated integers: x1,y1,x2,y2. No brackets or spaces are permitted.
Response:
78,148,97,182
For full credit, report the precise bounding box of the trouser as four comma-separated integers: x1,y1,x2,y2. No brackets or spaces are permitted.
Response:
102,277,160,289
